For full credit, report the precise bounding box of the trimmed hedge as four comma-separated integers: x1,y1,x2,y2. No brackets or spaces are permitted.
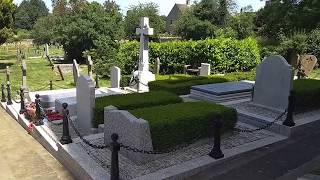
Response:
293,79,320,113
150,71,256,95
130,102,237,150
117,37,260,75
93,91,182,127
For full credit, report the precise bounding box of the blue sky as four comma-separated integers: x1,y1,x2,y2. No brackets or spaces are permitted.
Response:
13,0,265,16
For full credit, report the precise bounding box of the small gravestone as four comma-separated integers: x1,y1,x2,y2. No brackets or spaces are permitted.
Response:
299,55,318,77
87,55,93,79
45,44,49,57
76,75,95,133
110,66,121,88
154,57,160,75
253,55,293,111
200,63,211,76
21,60,27,88
72,59,80,84
6,66,10,83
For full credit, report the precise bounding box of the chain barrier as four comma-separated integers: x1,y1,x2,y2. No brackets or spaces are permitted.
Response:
69,118,110,149
34,84,50,91
52,83,70,89
234,110,287,133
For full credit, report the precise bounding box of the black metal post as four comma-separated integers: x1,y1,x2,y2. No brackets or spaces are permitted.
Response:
251,85,255,101
95,75,100,88
60,103,73,144
19,87,25,114
110,133,120,180
35,94,43,125
208,116,224,159
283,91,296,127
50,80,53,90
6,82,12,105
1,83,6,102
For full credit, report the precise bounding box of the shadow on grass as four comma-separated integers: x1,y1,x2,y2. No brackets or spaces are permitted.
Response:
0,55,16,60
0,62,14,70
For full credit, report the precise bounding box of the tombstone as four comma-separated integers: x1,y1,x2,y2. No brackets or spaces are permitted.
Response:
200,63,211,76
154,57,161,75
253,55,293,111
133,17,156,91
110,66,121,88
72,59,80,84
21,60,27,88
76,76,95,133
5,66,10,83
45,44,49,57
299,55,318,77
87,55,93,79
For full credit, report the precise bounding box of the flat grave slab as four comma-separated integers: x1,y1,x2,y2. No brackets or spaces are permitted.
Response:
190,81,254,103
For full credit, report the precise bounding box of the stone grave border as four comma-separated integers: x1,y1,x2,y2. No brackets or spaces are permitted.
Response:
2,92,320,179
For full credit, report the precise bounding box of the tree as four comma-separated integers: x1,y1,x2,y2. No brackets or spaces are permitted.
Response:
0,0,16,45
54,1,123,63
124,3,165,38
15,0,49,30
31,14,59,45
230,12,256,39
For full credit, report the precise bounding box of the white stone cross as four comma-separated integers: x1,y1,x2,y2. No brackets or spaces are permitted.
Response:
136,17,154,72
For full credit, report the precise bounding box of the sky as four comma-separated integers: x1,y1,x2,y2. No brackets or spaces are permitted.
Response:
13,0,266,16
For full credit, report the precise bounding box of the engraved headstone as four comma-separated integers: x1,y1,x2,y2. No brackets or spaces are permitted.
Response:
87,55,93,79
299,55,318,77
76,76,95,133
133,17,155,91
253,55,293,111
72,59,80,84
110,66,121,88
200,63,211,76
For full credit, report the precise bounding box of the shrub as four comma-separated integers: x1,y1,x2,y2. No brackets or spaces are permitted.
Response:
93,91,182,127
307,28,320,58
130,102,237,150
117,37,260,75
293,79,320,113
150,71,256,95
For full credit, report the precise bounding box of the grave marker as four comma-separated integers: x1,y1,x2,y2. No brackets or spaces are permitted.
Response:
73,59,80,84
200,63,211,76
76,76,95,133
299,55,318,77
253,55,293,111
110,66,121,88
21,60,27,88
87,55,93,79
154,57,160,75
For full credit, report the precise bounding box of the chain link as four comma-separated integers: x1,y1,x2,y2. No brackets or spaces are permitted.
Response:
69,118,110,149
234,110,287,133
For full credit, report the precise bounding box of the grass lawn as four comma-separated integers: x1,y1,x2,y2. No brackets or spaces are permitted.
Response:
0,42,109,100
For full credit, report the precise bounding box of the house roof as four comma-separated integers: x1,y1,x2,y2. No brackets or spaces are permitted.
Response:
175,4,188,12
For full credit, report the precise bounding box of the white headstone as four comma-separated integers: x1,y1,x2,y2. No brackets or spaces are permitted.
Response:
253,55,293,111
87,55,93,79
110,66,121,88
200,63,211,76
133,17,155,91
45,44,49,57
73,59,80,84
76,76,95,133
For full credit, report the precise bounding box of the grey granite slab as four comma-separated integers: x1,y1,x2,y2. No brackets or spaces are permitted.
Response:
191,81,253,96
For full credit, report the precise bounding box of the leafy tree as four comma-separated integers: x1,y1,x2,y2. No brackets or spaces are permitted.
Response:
307,28,320,58
124,3,165,38
31,14,59,45
230,12,256,39
15,0,49,30
0,0,16,44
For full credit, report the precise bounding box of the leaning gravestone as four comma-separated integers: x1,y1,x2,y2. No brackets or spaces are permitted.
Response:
21,60,27,88
110,66,121,88
73,59,80,84
253,55,293,111
76,75,95,133
87,55,93,79
299,55,318,77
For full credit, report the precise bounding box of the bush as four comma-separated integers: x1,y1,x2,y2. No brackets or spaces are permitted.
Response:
130,102,237,150
150,71,256,95
117,37,260,75
293,79,320,113
93,91,182,127
307,28,320,59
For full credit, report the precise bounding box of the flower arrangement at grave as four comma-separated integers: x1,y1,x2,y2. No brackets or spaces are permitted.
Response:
24,102,37,122
44,109,63,121
24,102,63,123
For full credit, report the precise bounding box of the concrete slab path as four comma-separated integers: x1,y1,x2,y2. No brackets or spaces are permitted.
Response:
0,108,74,180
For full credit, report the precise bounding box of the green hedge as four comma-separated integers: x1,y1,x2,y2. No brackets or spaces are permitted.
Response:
117,37,260,75
293,79,320,113
150,71,256,95
93,91,182,127
130,102,237,150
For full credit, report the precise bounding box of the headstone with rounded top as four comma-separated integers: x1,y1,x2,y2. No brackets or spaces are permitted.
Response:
299,55,318,77
110,66,121,88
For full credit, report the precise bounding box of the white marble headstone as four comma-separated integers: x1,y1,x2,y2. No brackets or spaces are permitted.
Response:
253,55,293,111
76,75,95,133
200,63,211,76
110,66,121,88
73,59,80,84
